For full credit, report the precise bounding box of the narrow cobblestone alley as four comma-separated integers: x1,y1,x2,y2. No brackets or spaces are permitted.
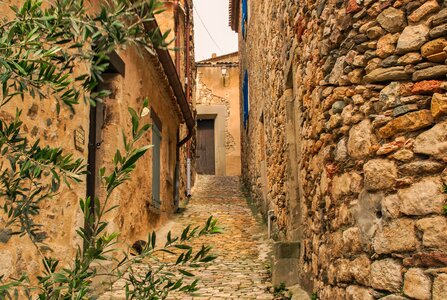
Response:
100,176,274,299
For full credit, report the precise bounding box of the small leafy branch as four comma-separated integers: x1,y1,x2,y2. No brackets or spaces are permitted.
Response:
122,216,223,299
0,0,172,110
0,109,87,241
0,0,221,299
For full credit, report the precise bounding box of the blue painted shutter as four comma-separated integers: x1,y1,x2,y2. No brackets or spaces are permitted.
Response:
243,71,249,127
242,0,248,38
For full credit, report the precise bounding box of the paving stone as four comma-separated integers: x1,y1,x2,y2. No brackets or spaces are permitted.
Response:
98,176,274,299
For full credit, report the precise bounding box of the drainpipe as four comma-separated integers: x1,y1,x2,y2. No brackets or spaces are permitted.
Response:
174,0,180,72
185,0,192,196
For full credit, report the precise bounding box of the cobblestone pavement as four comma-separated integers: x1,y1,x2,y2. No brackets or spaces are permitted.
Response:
99,176,273,299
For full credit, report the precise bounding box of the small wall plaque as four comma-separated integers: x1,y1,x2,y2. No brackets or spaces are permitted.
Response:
74,126,85,153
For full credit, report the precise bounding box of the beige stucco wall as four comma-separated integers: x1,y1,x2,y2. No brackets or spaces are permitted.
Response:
0,0,192,283
196,62,241,176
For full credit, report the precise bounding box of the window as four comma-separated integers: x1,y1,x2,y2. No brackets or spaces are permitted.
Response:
151,110,163,208
243,70,249,128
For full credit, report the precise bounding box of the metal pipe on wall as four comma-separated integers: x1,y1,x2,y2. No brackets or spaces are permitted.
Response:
185,0,193,196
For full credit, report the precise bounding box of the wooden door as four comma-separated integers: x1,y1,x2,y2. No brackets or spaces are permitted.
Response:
152,123,162,207
197,119,215,175
87,76,115,207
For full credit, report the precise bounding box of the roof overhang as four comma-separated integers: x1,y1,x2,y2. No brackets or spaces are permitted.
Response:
144,16,194,147
229,0,240,32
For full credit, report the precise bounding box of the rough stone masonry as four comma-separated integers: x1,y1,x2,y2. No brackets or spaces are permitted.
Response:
238,0,447,299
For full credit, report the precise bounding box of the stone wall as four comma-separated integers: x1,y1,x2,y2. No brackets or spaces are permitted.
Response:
238,0,447,298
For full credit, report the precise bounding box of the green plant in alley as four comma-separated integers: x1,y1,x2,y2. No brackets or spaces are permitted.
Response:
273,282,291,300
0,0,221,298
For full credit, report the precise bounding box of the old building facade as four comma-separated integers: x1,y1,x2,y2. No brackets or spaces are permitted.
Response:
0,0,196,282
195,52,241,176
231,0,447,298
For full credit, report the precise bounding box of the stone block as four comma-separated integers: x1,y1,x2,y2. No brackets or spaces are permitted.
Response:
374,218,418,254
376,33,399,59
0,250,13,278
364,67,411,83
403,268,431,300
416,216,447,251
408,0,440,23
350,254,371,286
433,273,447,300
378,110,434,139
272,241,300,286
389,149,414,161
273,241,300,259
411,80,443,95
398,52,423,65
399,177,445,216
399,161,444,176
431,93,447,118
288,284,310,300
334,259,353,283
381,295,409,300
343,227,363,254
379,82,402,109
346,285,374,300
371,258,403,292
403,252,447,267
392,104,418,117
430,24,447,39
348,119,373,159
382,194,401,219
272,257,299,287
413,120,447,159
332,172,362,201
377,7,406,33
396,25,429,54
421,38,447,59
363,159,397,191
413,65,447,81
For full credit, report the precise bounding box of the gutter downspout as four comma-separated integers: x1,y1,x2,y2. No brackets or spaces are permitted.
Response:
185,0,192,196
174,0,181,72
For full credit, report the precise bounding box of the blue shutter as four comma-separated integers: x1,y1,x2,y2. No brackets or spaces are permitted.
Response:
243,71,249,127
242,0,248,38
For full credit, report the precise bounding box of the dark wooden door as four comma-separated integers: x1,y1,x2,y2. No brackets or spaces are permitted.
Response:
197,119,215,175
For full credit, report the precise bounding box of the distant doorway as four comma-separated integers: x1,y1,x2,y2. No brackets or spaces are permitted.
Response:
197,119,216,175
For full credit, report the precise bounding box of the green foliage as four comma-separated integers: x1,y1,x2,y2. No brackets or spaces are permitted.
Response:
272,282,291,300
0,0,171,110
311,292,318,300
0,0,221,299
0,108,87,241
